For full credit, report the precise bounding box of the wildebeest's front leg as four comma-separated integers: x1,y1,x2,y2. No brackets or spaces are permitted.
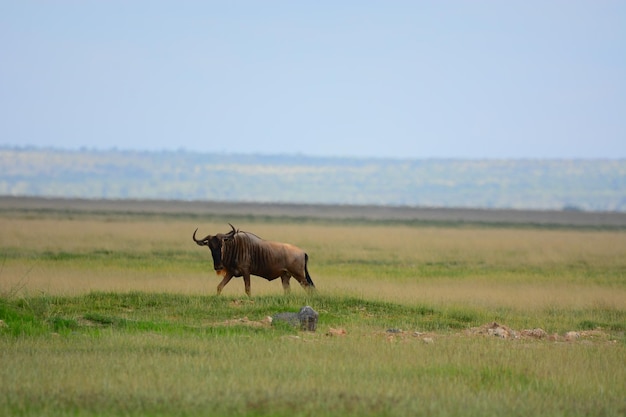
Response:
217,273,233,295
243,273,251,297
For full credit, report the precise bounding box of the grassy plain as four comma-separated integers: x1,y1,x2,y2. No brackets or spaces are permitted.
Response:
1,204,625,416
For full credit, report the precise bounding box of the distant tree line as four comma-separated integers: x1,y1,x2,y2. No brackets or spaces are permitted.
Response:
1,147,625,212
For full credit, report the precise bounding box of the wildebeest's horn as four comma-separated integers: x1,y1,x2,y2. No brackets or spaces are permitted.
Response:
228,223,237,233
192,228,210,243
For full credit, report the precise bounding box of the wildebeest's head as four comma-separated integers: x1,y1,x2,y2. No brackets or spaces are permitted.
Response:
192,224,237,271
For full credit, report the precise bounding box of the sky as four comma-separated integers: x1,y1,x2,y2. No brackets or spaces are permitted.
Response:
1,1,625,159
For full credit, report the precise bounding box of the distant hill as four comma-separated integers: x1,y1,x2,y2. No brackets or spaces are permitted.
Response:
1,147,625,212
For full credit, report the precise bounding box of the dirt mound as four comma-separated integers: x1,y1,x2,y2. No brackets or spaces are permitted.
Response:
372,322,617,344
215,318,616,345
467,321,615,342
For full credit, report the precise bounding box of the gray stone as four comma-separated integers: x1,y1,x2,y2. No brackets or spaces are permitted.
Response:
272,312,300,327
297,306,319,332
272,306,319,332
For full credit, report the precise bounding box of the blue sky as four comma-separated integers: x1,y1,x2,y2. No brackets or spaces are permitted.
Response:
1,1,624,159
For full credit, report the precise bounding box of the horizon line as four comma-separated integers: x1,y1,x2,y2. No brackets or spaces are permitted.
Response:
2,145,625,161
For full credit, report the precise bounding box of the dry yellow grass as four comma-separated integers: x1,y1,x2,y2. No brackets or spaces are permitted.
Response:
2,215,626,310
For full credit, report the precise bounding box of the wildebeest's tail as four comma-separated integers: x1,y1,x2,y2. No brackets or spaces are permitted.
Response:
304,253,315,288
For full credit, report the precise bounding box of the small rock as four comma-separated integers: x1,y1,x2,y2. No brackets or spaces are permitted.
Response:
422,337,434,344
521,328,547,339
565,331,580,341
548,333,561,342
481,322,518,339
272,312,300,327
489,326,509,339
326,327,347,336
386,328,403,333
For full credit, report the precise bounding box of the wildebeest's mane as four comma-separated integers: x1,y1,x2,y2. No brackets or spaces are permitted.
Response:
228,224,263,241
228,231,265,249
237,230,262,240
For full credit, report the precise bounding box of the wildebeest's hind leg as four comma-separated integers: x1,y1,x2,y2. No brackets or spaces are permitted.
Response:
292,271,315,293
281,273,291,294
293,255,316,293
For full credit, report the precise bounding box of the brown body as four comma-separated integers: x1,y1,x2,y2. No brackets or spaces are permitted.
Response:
192,224,315,296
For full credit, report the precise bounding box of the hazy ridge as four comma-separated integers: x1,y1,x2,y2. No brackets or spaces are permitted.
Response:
1,147,625,212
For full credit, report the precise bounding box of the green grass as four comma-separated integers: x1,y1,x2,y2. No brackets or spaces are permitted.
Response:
3,292,624,338
1,293,625,417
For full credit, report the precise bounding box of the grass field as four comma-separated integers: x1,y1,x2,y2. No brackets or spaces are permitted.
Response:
1,201,625,416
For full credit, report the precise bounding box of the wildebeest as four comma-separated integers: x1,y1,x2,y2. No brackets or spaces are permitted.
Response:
192,224,315,296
